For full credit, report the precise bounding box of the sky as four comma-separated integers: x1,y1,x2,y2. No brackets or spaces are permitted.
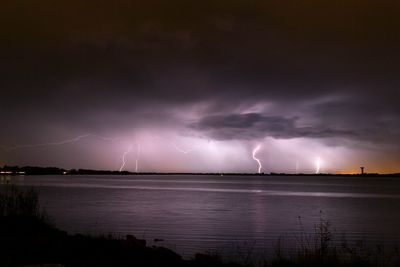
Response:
1,0,399,173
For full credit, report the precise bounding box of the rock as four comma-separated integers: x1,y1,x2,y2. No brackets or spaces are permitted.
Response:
155,246,182,262
126,234,146,247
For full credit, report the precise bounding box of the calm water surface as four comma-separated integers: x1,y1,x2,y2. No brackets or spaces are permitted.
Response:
3,175,400,258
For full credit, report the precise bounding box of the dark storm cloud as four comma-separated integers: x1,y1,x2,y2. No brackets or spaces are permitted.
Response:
0,0,399,154
306,97,400,145
190,113,357,140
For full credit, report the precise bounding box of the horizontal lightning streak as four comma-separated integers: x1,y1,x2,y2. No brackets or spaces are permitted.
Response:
5,134,119,151
152,136,199,154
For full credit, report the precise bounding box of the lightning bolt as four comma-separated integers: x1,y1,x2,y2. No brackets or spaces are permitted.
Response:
135,142,141,172
1,133,123,171
152,136,200,154
119,144,133,172
315,157,321,174
1,133,207,172
122,136,202,172
252,145,262,174
169,142,195,154
4,134,119,151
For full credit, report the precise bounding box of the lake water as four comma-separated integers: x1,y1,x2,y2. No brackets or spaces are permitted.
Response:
3,175,400,259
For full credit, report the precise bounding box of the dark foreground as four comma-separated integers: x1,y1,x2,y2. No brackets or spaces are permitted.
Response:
0,216,246,267
2,215,400,267
1,186,400,267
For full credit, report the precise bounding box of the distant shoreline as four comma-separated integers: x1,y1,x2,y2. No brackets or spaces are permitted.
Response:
1,165,399,177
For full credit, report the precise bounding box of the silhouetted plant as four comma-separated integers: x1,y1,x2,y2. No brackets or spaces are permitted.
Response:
265,211,400,267
0,185,42,218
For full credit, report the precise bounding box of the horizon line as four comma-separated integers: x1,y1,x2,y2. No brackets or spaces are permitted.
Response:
1,165,400,177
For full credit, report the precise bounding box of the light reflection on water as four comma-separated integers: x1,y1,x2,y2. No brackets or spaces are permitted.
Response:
3,175,400,258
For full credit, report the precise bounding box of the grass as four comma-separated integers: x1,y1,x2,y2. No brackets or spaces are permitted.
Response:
262,212,400,267
0,185,40,216
202,212,400,267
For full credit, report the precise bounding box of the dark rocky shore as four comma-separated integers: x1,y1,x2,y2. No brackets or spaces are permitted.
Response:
0,185,243,267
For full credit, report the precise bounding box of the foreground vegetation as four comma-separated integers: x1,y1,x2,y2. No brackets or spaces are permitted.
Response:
264,216,400,267
0,186,399,267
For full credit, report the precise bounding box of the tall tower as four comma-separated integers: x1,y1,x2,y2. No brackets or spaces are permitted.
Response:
360,167,365,175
